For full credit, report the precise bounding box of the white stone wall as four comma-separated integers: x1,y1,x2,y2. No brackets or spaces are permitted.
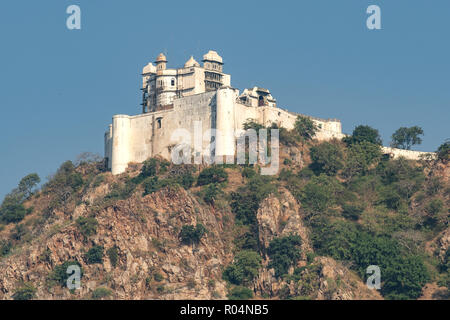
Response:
216,87,238,156
106,87,437,175
107,89,347,175
108,92,217,174
233,103,344,141
382,147,436,160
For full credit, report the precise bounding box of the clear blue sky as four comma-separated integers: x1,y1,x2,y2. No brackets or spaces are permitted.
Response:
0,0,449,200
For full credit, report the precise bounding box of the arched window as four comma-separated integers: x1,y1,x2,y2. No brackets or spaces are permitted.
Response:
156,117,162,129
171,78,175,86
258,96,265,106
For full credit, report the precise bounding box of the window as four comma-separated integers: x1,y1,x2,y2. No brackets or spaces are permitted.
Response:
171,78,175,86
156,117,162,129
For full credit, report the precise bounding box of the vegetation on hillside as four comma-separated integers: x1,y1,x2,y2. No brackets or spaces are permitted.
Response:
0,121,448,300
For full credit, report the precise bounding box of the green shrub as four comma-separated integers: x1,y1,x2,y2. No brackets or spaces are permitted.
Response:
105,180,137,200
106,246,119,268
267,235,302,278
227,286,254,300
343,141,382,179
231,175,276,225
0,240,12,257
12,283,36,300
180,224,207,245
197,166,228,186
279,127,300,146
76,216,98,238
46,161,84,192
181,172,195,189
300,175,343,216
233,227,259,252
0,195,27,224
241,167,256,179
342,203,365,220
92,175,105,188
351,233,429,300
141,158,158,177
377,186,403,210
11,224,30,241
142,176,160,195
48,260,83,287
92,287,112,299
142,176,181,196
85,245,104,264
310,218,359,261
154,272,164,282
310,219,430,300
425,198,443,215
201,183,222,205
223,250,261,285
156,285,165,293
436,140,450,161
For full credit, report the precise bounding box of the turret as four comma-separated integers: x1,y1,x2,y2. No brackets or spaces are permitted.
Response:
203,50,225,91
155,53,167,71
215,86,237,161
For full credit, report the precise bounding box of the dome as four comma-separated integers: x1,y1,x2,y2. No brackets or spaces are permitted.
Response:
142,62,156,74
202,50,223,64
155,53,167,63
184,56,200,68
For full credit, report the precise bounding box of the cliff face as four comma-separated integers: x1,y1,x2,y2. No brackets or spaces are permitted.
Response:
254,188,382,300
0,181,235,299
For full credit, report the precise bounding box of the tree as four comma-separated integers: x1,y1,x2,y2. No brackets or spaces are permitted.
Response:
309,141,344,176
85,245,104,264
92,287,112,299
227,286,254,300
0,194,27,224
48,260,83,287
180,224,207,245
243,119,265,131
45,161,84,192
342,141,382,180
202,183,222,205
267,235,302,278
223,250,262,285
390,126,424,150
106,246,119,268
344,125,382,146
300,175,343,218
18,173,40,199
76,216,98,238
12,283,37,300
294,116,318,145
436,139,450,162
74,152,103,166
197,166,228,186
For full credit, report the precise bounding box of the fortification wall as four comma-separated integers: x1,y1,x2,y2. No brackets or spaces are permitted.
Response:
382,147,436,160
233,103,344,141
108,91,216,174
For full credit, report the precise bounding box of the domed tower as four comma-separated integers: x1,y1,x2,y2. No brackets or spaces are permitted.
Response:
203,50,224,91
155,53,167,71
154,52,177,107
184,56,200,68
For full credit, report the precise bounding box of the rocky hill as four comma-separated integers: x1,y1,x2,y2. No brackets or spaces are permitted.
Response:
0,129,448,300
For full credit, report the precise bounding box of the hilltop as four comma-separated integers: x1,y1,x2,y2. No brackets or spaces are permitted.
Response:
0,124,448,300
